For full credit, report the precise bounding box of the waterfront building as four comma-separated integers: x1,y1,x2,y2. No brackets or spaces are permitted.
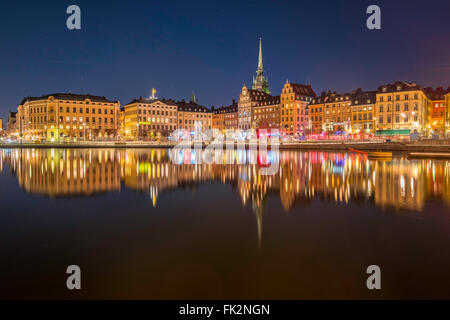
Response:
6,111,18,138
0,117,3,132
253,95,280,130
212,100,238,132
323,92,352,134
252,38,269,94
212,107,225,131
119,107,125,138
350,89,376,134
280,80,316,136
176,97,212,133
16,93,120,141
309,93,326,134
446,92,450,137
224,103,238,130
238,84,271,130
375,82,429,136
123,97,177,140
426,87,446,137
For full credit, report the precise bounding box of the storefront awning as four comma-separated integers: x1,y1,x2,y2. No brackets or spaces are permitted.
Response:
375,129,410,136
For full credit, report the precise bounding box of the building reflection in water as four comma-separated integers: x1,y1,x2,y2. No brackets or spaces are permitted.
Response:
2,148,450,246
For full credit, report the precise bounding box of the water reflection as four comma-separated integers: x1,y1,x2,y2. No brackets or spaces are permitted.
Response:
1,148,449,213
1,147,450,299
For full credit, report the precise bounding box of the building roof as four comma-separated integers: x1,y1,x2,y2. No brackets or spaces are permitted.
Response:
288,83,316,98
351,91,377,106
19,93,119,105
255,95,280,107
242,86,272,101
310,90,355,105
377,81,424,93
423,87,449,100
125,97,178,106
176,100,211,113
213,102,238,114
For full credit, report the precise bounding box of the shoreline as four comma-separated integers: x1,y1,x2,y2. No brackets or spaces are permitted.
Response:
0,141,449,153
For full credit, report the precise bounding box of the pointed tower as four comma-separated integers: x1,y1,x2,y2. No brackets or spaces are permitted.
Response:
190,91,197,104
252,37,270,94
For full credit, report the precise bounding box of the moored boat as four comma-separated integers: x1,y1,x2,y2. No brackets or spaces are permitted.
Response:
368,151,393,158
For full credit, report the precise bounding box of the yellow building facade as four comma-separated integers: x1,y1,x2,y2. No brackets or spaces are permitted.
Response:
375,82,429,136
17,93,120,141
280,80,315,136
323,93,352,134
176,100,212,133
350,90,376,134
123,98,178,140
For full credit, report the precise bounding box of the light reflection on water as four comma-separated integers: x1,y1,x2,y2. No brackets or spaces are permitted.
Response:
1,148,449,213
1,148,450,299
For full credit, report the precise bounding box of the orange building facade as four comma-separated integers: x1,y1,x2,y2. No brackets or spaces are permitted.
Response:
280,81,315,136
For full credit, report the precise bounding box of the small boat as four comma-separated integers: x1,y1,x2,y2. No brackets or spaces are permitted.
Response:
368,151,392,158
348,148,367,155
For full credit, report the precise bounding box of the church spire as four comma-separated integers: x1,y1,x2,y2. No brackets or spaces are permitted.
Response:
252,37,269,94
258,37,263,71
190,91,197,104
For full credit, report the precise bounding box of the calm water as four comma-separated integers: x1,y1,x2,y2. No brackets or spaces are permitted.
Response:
0,148,449,299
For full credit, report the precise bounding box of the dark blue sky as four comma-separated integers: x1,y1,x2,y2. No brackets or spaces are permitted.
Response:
0,0,449,122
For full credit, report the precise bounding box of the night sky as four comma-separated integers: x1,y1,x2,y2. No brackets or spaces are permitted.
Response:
0,0,449,122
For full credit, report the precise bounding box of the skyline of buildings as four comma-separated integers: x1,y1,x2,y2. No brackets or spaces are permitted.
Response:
2,39,450,140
